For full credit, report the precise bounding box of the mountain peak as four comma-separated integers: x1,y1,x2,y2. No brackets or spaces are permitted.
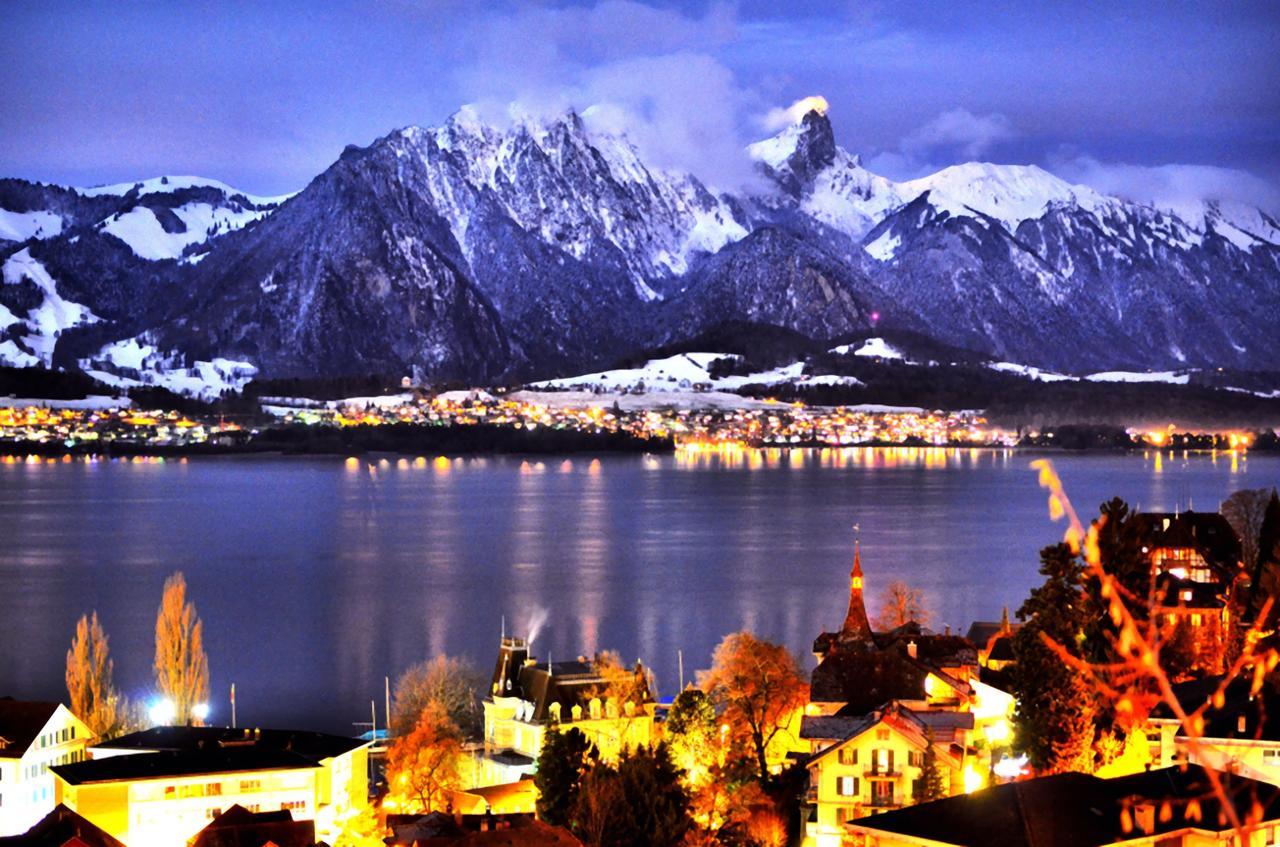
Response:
748,104,838,193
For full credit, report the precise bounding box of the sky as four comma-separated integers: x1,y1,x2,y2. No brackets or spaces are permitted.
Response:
3,0,1278,211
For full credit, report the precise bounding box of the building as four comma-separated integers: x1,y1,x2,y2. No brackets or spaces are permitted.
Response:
471,637,654,787
188,804,316,847
844,765,1280,846
800,703,975,847
0,700,92,836
50,726,368,847
387,811,582,846
1146,675,1280,786
1134,511,1244,674
0,804,125,847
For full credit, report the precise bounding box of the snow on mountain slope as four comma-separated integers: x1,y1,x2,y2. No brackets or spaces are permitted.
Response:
897,163,1112,231
79,335,258,399
528,351,863,393
99,201,274,260
0,208,62,242
77,175,294,206
0,248,100,366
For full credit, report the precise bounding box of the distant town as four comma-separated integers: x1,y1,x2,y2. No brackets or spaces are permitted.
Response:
4,486,1280,847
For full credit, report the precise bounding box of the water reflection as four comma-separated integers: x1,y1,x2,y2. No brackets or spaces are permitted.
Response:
0,449,1274,731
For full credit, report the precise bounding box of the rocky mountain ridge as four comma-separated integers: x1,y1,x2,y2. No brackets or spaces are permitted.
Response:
1,105,1277,392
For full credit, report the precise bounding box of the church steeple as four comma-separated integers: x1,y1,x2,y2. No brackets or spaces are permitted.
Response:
841,542,873,640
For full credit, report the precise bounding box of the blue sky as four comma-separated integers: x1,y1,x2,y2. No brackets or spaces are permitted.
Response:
3,0,1278,209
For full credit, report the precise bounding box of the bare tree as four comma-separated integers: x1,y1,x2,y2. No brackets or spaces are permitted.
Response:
154,572,210,724
391,655,482,737
1222,488,1273,573
875,580,930,629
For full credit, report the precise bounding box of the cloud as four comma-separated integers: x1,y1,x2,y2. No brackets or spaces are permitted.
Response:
901,108,1015,159
760,95,831,132
1050,154,1280,214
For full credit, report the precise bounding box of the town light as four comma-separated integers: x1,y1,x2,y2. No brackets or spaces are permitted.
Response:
963,764,984,794
993,754,1029,780
192,703,210,722
149,699,176,725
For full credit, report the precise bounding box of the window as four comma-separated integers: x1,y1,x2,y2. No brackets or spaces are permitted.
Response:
280,800,306,812
164,785,176,799
837,806,859,824
239,779,261,793
837,776,858,796
589,699,602,720
206,807,222,820
908,751,923,768
838,747,857,765
876,729,890,741
1262,750,1280,766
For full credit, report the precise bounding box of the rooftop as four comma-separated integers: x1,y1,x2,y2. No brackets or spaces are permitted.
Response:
92,724,367,760
0,699,63,759
52,747,320,786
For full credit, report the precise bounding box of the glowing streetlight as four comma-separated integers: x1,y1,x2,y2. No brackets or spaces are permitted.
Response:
192,703,210,723
149,699,175,726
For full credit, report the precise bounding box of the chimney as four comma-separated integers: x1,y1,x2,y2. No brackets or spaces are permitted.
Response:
907,640,918,659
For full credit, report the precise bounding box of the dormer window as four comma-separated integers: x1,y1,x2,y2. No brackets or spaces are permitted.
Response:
589,698,602,720
571,705,583,722
606,700,619,719
549,703,562,723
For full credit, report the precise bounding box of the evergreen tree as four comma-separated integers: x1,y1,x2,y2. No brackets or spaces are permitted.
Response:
1011,543,1095,773
1252,490,1280,628
916,728,945,802
572,744,692,847
534,727,594,828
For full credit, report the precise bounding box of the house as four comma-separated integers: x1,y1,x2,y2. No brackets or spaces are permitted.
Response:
1134,511,1244,674
809,547,980,716
50,725,369,847
188,804,315,847
1146,675,1280,786
964,611,1019,672
800,703,974,847
844,765,1280,846
470,637,654,788
0,803,124,847
387,811,582,846
0,700,92,836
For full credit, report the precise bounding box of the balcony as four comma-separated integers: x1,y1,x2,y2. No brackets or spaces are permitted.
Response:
863,766,903,778
868,794,902,808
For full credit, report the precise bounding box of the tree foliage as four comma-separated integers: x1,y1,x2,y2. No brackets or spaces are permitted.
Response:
1011,543,1095,773
875,580,930,630
535,727,595,828
700,631,808,788
915,728,946,802
391,655,483,738
572,744,692,847
385,703,465,813
66,612,131,739
1221,488,1273,575
153,572,209,724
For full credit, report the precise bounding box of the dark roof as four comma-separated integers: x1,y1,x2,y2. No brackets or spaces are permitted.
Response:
487,639,651,723
1133,511,1242,570
388,814,581,847
811,650,929,710
92,725,366,760
1152,676,1280,742
0,804,126,847
964,622,1004,645
0,699,62,759
987,635,1015,662
190,804,316,847
849,765,1280,846
51,748,319,785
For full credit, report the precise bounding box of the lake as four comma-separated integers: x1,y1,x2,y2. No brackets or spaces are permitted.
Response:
0,447,1274,734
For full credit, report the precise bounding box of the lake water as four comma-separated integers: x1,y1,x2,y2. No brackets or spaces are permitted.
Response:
0,447,1274,734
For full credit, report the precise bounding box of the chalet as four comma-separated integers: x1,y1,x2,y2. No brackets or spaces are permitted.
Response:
0,700,92,836
1135,511,1243,674
50,725,368,847
471,637,655,787
844,765,1280,847
800,703,974,847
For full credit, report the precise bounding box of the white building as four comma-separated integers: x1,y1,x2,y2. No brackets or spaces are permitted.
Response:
51,725,369,846
0,699,92,836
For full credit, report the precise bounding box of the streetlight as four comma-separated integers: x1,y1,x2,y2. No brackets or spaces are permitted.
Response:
149,699,175,726
192,703,210,724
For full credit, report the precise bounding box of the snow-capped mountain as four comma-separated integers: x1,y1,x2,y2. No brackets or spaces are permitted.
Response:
1,102,1277,392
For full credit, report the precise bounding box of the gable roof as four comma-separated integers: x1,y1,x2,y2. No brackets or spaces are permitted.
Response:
805,706,944,769
190,804,315,847
91,725,366,760
0,804,127,847
848,765,1280,846
52,748,320,785
0,699,64,759
1133,511,1242,571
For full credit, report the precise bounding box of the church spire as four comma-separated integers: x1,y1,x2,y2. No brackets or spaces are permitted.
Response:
841,541,873,640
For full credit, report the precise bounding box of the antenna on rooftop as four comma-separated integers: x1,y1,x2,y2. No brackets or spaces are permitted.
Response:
678,649,685,691
501,614,506,640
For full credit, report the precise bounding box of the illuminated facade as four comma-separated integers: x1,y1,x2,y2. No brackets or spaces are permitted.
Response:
468,638,655,788
50,726,368,846
0,700,92,836
801,704,971,847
